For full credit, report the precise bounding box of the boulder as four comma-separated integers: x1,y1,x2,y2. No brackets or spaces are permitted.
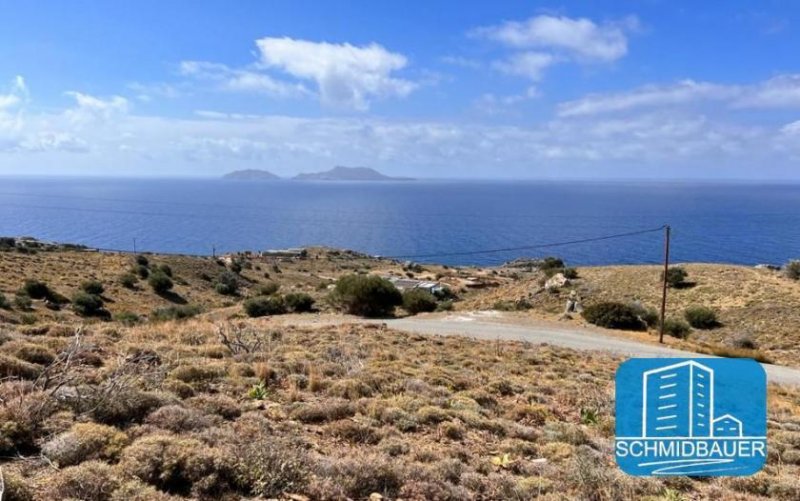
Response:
545,273,569,291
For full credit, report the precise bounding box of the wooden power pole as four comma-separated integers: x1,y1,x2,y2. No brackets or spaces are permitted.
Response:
659,225,671,344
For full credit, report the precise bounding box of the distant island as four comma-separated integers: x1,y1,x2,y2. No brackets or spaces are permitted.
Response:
293,166,413,181
222,169,280,180
221,166,413,182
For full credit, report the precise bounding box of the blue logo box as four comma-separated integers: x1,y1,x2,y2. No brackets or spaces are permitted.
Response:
615,358,766,476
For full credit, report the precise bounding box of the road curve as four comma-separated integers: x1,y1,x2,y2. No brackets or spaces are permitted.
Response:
379,316,800,386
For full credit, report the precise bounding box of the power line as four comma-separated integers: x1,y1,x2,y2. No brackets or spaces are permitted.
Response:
383,225,668,260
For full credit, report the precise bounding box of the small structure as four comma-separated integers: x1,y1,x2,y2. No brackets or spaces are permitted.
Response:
385,276,444,295
259,248,307,259
712,414,743,437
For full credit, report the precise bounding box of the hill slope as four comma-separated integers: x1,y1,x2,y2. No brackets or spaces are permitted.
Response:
294,166,412,181
222,169,281,180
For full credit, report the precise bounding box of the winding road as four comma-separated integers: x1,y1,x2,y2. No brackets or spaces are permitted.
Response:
371,314,800,386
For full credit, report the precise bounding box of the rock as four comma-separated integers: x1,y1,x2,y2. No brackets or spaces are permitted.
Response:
545,273,569,291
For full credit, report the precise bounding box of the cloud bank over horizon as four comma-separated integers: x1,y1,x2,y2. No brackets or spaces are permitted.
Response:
1,5,800,180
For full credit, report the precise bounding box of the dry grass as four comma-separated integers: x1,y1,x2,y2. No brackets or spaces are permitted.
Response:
0,318,797,499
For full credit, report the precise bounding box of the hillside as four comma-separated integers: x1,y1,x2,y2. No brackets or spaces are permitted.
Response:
458,263,800,366
1,244,800,498
293,166,413,181
222,169,281,180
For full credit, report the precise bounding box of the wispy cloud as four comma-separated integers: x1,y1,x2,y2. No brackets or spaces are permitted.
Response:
557,75,800,117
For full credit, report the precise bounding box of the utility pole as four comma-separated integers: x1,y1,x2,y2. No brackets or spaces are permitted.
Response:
659,225,671,344
133,238,137,255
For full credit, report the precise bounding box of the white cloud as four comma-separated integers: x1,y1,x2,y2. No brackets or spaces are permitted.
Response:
255,37,417,111
0,75,28,110
558,80,739,117
475,15,637,62
733,74,800,108
557,74,800,117
179,60,309,98
493,52,555,81
65,91,129,123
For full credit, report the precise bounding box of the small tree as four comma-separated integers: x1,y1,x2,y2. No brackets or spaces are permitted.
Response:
661,267,688,288
330,274,402,318
402,289,438,315
684,306,720,329
72,292,104,317
148,272,174,294
80,280,105,296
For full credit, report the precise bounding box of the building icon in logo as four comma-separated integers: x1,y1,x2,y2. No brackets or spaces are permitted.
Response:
616,358,766,476
643,360,730,438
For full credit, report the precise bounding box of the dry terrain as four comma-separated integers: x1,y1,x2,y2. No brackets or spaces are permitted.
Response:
1,243,800,499
458,264,800,367
0,318,799,500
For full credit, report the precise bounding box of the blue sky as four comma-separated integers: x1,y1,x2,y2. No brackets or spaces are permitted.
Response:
1,0,799,179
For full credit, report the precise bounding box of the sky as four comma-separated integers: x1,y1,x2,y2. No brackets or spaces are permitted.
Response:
1,0,799,180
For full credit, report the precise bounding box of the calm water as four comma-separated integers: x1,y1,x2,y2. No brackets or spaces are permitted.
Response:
0,177,798,266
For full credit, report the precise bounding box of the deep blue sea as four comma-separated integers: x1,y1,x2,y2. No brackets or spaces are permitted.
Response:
0,177,798,266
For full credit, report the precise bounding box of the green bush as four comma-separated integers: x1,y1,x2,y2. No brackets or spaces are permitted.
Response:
562,267,579,279
684,306,720,329
119,273,137,289
244,296,287,317
148,272,173,294
151,305,201,322
0,292,9,310
629,303,659,328
134,264,150,279
21,279,50,300
661,267,689,288
135,255,149,266
582,302,646,331
14,293,32,311
785,260,800,280
115,311,141,326
330,274,402,317
663,318,691,339
254,281,280,296
80,280,105,295
402,289,438,314
284,292,315,312
72,292,104,317
157,264,173,277
214,271,240,296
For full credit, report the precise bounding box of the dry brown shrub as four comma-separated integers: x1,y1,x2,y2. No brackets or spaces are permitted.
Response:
45,460,121,501
41,422,129,466
144,404,213,432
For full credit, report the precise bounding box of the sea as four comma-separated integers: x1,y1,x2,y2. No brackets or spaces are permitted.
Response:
0,177,798,267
